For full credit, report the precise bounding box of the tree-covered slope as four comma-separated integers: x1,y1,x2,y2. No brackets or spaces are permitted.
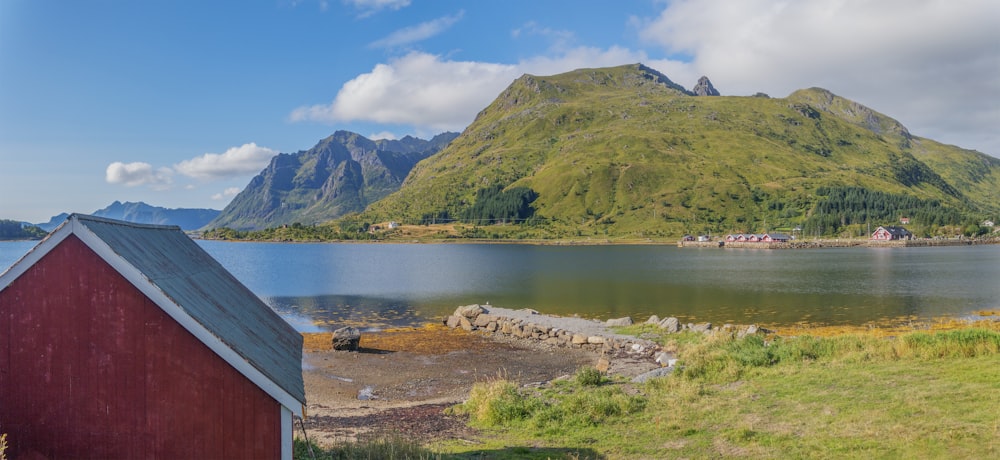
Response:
361,64,999,238
207,131,458,230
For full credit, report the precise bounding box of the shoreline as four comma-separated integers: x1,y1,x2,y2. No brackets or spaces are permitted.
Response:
680,237,998,249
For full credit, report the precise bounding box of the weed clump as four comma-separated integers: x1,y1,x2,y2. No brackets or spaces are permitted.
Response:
449,378,541,426
574,366,604,386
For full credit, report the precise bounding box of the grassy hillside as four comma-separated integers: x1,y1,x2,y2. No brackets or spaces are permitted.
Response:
360,64,999,238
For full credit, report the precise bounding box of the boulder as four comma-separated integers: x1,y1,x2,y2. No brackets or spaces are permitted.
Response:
571,334,589,345
690,322,713,334
631,367,674,383
454,304,486,319
658,317,680,333
587,336,605,344
458,316,475,331
331,327,361,351
474,314,497,327
606,316,634,327
596,356,610,373
646,315,661,324
445,315,461,328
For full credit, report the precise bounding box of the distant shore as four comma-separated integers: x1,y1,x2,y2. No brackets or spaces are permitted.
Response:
679,236,999,249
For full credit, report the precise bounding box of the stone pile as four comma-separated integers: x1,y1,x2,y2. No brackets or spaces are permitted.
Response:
645,314,768,337
443,304,660,358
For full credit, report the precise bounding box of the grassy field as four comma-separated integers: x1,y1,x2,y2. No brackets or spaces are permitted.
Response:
296,320,1000,459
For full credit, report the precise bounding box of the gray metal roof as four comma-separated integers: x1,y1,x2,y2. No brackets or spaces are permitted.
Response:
68,214,305,406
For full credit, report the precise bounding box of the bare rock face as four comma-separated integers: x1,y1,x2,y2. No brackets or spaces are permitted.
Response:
692,76,721,96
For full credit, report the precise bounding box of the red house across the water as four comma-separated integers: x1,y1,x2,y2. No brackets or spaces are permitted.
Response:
0,214,305,459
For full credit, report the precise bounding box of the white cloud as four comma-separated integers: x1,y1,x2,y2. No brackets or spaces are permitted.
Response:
105,162,173,189
174,143,277,180
212,187,243,200
369,11,464,49
635,0,1000,155
290,52,520,131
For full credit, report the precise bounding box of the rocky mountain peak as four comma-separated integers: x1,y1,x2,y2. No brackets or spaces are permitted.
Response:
692,76,720,96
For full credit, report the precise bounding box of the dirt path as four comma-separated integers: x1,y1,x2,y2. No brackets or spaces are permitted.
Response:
298,325,602,446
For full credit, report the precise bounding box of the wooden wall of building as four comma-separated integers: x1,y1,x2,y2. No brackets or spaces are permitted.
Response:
0,235,282,459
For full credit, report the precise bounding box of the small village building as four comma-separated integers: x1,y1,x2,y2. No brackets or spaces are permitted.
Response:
900,217,910,225
871,225,913,241
697,235,711,242
761,233,791,242
983,220,995,228
681,234,695,241
0,215,305,459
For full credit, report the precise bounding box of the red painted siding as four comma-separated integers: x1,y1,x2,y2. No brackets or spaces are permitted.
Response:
0,235,282,459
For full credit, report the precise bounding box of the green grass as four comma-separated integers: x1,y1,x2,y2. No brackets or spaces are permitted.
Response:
432,328,1000,459
295,328,1000,458
294,435,441,460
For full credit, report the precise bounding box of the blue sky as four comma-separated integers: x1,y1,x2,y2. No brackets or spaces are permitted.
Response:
2,0,998,223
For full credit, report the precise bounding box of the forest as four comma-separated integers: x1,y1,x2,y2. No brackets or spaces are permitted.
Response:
800,186,986,237
0,219,47,240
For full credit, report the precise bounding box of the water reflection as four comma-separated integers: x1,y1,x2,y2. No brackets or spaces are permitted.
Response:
6,240,994,331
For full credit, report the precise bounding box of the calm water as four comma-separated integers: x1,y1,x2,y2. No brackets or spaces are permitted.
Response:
2,240,998,331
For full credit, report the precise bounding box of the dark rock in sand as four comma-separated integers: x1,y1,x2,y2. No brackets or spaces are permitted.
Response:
332,326,361,351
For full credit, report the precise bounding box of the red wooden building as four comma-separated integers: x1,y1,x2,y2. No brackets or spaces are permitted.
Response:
871,225,913,241
0,215,305,459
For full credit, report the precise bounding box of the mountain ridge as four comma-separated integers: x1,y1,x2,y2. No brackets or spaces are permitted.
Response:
208,131,458,230
358,63,999,238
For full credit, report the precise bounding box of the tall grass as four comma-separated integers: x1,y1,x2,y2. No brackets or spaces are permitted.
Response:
675,328,1000,383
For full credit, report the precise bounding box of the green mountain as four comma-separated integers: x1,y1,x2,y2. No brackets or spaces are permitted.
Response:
208,131,458,230
361,64,1000,238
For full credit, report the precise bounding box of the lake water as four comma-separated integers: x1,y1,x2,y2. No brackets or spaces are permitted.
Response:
2,240,998,331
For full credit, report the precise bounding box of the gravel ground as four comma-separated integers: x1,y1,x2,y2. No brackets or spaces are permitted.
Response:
298,325,602,446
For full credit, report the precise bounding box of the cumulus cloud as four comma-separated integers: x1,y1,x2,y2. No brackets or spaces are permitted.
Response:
212,187,243,201
635,0,1000,154
369,11,464,49
106,162,173,189
174,143,277,180
290,52,520,131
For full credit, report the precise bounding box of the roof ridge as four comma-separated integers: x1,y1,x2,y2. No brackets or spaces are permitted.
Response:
70,213,182,231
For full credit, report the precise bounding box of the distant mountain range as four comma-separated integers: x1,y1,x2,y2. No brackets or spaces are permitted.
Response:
35,201,220,232
206,130,458,230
